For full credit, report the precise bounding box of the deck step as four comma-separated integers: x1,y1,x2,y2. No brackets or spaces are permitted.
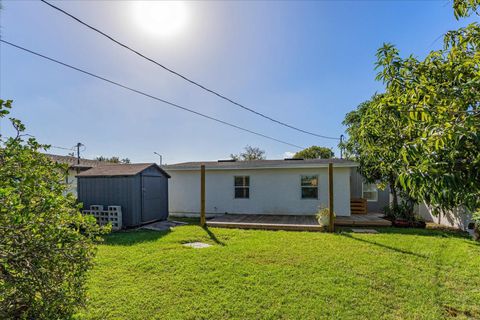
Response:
350,198,368,214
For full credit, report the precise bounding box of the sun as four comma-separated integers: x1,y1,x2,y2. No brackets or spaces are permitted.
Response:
132,1,188,37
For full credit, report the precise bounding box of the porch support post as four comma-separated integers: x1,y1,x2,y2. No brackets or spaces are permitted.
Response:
328,162,335,232
200,164,206,227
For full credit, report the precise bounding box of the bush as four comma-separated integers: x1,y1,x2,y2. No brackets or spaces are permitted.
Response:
382,202,418,222
0,100,109,319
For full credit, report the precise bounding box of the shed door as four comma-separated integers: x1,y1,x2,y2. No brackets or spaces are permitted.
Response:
141,176,163,223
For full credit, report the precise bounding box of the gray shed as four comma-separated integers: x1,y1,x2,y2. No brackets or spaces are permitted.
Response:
77,163,170,228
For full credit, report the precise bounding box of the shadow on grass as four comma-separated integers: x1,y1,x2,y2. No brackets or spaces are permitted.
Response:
339,232,428,259
337,226,470,240
102,229,171,246
203,226,226,246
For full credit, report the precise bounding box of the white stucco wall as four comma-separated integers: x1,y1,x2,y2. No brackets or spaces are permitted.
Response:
63,169,78,197
167,167,352,217
416,202,472,230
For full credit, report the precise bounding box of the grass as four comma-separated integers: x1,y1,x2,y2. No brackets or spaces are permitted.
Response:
77,225,480,319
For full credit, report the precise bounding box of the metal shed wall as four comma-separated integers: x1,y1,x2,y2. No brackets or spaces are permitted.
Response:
78,176,142,227
140,167,169,221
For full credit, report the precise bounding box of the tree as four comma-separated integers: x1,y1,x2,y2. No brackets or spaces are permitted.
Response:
96,156,131,164
0,100,108,319
453,0,479,19
373,23,480,215
293,146,334,159
230,145,266,161
344,2,480,217
342,97,415,213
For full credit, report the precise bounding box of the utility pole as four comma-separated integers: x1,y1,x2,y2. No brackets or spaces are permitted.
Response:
154,152,162,165
76,142,84,164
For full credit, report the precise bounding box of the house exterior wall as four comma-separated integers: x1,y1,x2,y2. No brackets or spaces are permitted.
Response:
416,202,472,230
167,167,352,217
65,169,79,196
350,169,390,213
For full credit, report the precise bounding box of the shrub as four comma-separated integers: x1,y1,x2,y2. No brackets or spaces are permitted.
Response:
0,100,109,319
382,202,417,222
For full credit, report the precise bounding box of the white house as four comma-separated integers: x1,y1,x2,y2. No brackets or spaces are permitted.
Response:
163,159,360,217
45,154,111,196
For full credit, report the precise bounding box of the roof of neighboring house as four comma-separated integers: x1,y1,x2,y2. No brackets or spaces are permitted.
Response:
45,153,111,170
77,163,171,178
163,158,358,171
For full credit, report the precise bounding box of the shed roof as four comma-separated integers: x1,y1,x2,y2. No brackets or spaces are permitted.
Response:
163,158,358,171
77,163,171,178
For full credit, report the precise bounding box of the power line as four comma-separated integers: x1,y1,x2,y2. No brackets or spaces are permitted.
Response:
40,0,340,141
51,145,75,151
1,39,304,149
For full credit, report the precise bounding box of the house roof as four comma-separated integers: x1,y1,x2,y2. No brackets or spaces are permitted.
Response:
77,163,171,178
45,153,111,170
163,158,358,171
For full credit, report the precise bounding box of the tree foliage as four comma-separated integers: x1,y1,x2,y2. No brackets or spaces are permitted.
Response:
343,13,480,215
293,146,334,159
0,100,108,319
96,156,131,164
230,145,266,161
453,0,480,19
342,97,414,211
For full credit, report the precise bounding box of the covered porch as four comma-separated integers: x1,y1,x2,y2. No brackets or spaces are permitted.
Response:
206,213,392,232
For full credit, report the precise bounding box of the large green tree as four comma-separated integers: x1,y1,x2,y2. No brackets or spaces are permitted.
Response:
344,1,480,216
343,96,413,211
374,23,480,214
0,100,108,319
293,146,334,159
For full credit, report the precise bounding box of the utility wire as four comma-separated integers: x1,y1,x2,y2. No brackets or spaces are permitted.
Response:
40,0,340,141
51,145,75,151
1,40,304,149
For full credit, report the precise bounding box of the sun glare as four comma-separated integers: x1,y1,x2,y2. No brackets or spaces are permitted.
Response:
132,1,188,37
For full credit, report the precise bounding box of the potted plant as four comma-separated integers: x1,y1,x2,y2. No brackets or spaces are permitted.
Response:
316,206,333,228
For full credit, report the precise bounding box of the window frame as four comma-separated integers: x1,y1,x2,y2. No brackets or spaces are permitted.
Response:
234,176,250,199
300,175,319,200
362,182,378,202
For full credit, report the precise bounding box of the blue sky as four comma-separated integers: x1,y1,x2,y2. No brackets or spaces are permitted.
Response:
0,0,476,163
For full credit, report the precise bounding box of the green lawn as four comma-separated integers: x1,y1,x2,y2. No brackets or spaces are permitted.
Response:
78,225,480,319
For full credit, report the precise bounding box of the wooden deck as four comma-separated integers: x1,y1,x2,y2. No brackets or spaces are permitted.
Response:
335,213,392,227
206,213,392,231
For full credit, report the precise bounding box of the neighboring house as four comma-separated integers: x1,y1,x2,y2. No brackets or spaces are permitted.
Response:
45,154,110,196
164,158,364,217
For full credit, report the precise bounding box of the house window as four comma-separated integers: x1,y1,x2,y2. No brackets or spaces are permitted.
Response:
234,176,250,199
362,183,378,202
301,175,318,199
